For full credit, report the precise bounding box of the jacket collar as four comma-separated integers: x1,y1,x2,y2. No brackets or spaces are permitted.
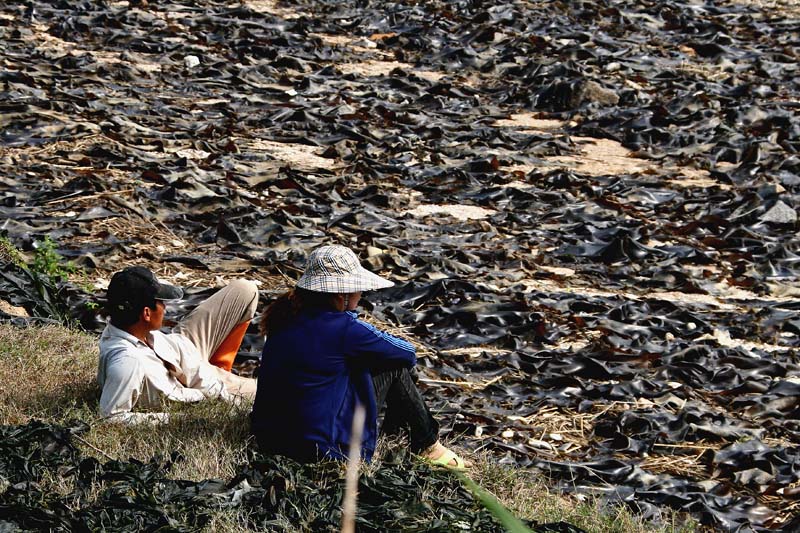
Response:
103,322,148,346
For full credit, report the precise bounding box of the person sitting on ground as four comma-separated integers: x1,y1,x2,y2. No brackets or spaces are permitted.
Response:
98,266,259,423
250,244,467,468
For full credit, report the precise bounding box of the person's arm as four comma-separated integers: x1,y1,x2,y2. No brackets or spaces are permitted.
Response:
99,350,205,424
103,412,173,424
99,351,145,418
186,361,231,400
99,354,173,423
169,334,233,400
343,311,417,367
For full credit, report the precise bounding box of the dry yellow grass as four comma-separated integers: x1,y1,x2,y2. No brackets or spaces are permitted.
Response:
0,323,98,425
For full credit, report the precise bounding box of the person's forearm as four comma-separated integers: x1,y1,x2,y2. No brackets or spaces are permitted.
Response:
100,412,171,424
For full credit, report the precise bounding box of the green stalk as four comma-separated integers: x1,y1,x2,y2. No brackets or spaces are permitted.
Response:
457,472,534,533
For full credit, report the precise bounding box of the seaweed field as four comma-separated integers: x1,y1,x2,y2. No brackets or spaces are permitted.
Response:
1,0,800,530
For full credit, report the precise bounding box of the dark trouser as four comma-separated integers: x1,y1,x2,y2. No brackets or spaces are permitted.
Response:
371,367,439,453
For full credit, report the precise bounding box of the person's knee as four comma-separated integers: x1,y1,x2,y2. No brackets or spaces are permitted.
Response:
227,278,258,294
398,366,416,384
227,279,259,315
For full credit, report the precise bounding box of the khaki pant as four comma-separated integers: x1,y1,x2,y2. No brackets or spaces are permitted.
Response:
174,279,259,399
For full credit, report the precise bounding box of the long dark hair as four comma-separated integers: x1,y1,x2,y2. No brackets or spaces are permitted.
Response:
259,287,339,336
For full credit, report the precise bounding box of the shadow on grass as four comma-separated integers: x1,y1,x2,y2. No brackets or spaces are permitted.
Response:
83,399,255,479
2,379,100,425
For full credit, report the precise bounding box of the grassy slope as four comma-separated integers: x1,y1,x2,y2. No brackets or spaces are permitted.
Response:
0,323,696,532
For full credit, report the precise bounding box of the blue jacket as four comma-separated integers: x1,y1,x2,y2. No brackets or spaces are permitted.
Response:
251,310,416,462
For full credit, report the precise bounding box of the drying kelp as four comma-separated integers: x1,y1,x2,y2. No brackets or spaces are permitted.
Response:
0,420,579,533
0,249,97,328
2,0,800,530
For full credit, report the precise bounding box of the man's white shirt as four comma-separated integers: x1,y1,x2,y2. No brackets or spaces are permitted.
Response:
97,323,230,423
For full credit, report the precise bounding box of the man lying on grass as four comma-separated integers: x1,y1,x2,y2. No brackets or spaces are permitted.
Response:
98,266,258,423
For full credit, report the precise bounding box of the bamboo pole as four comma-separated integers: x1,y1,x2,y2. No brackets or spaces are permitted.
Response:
341,404,366,533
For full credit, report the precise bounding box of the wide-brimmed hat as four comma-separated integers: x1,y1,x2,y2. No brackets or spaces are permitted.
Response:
296,245,394,293
107,266,184,311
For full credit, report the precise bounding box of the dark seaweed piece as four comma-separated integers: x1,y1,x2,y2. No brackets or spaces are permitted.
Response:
0,421,572,533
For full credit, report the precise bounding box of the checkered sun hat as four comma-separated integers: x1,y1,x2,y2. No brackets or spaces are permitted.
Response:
296,245,394,293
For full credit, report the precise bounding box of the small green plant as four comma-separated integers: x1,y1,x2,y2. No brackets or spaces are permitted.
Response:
31,236,77,283
0,236,79,325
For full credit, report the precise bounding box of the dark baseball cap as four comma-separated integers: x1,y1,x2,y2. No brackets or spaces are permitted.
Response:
106,266,183,311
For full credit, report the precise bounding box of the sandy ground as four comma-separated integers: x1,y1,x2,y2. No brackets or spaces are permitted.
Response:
244,0,309,19
28,22,163,73
0,300,28,317
493,113,731,189
237,139,338,171
403,204,497,221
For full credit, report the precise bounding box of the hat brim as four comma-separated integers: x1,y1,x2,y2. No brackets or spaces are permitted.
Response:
296,267,394,293
154,283,184,302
